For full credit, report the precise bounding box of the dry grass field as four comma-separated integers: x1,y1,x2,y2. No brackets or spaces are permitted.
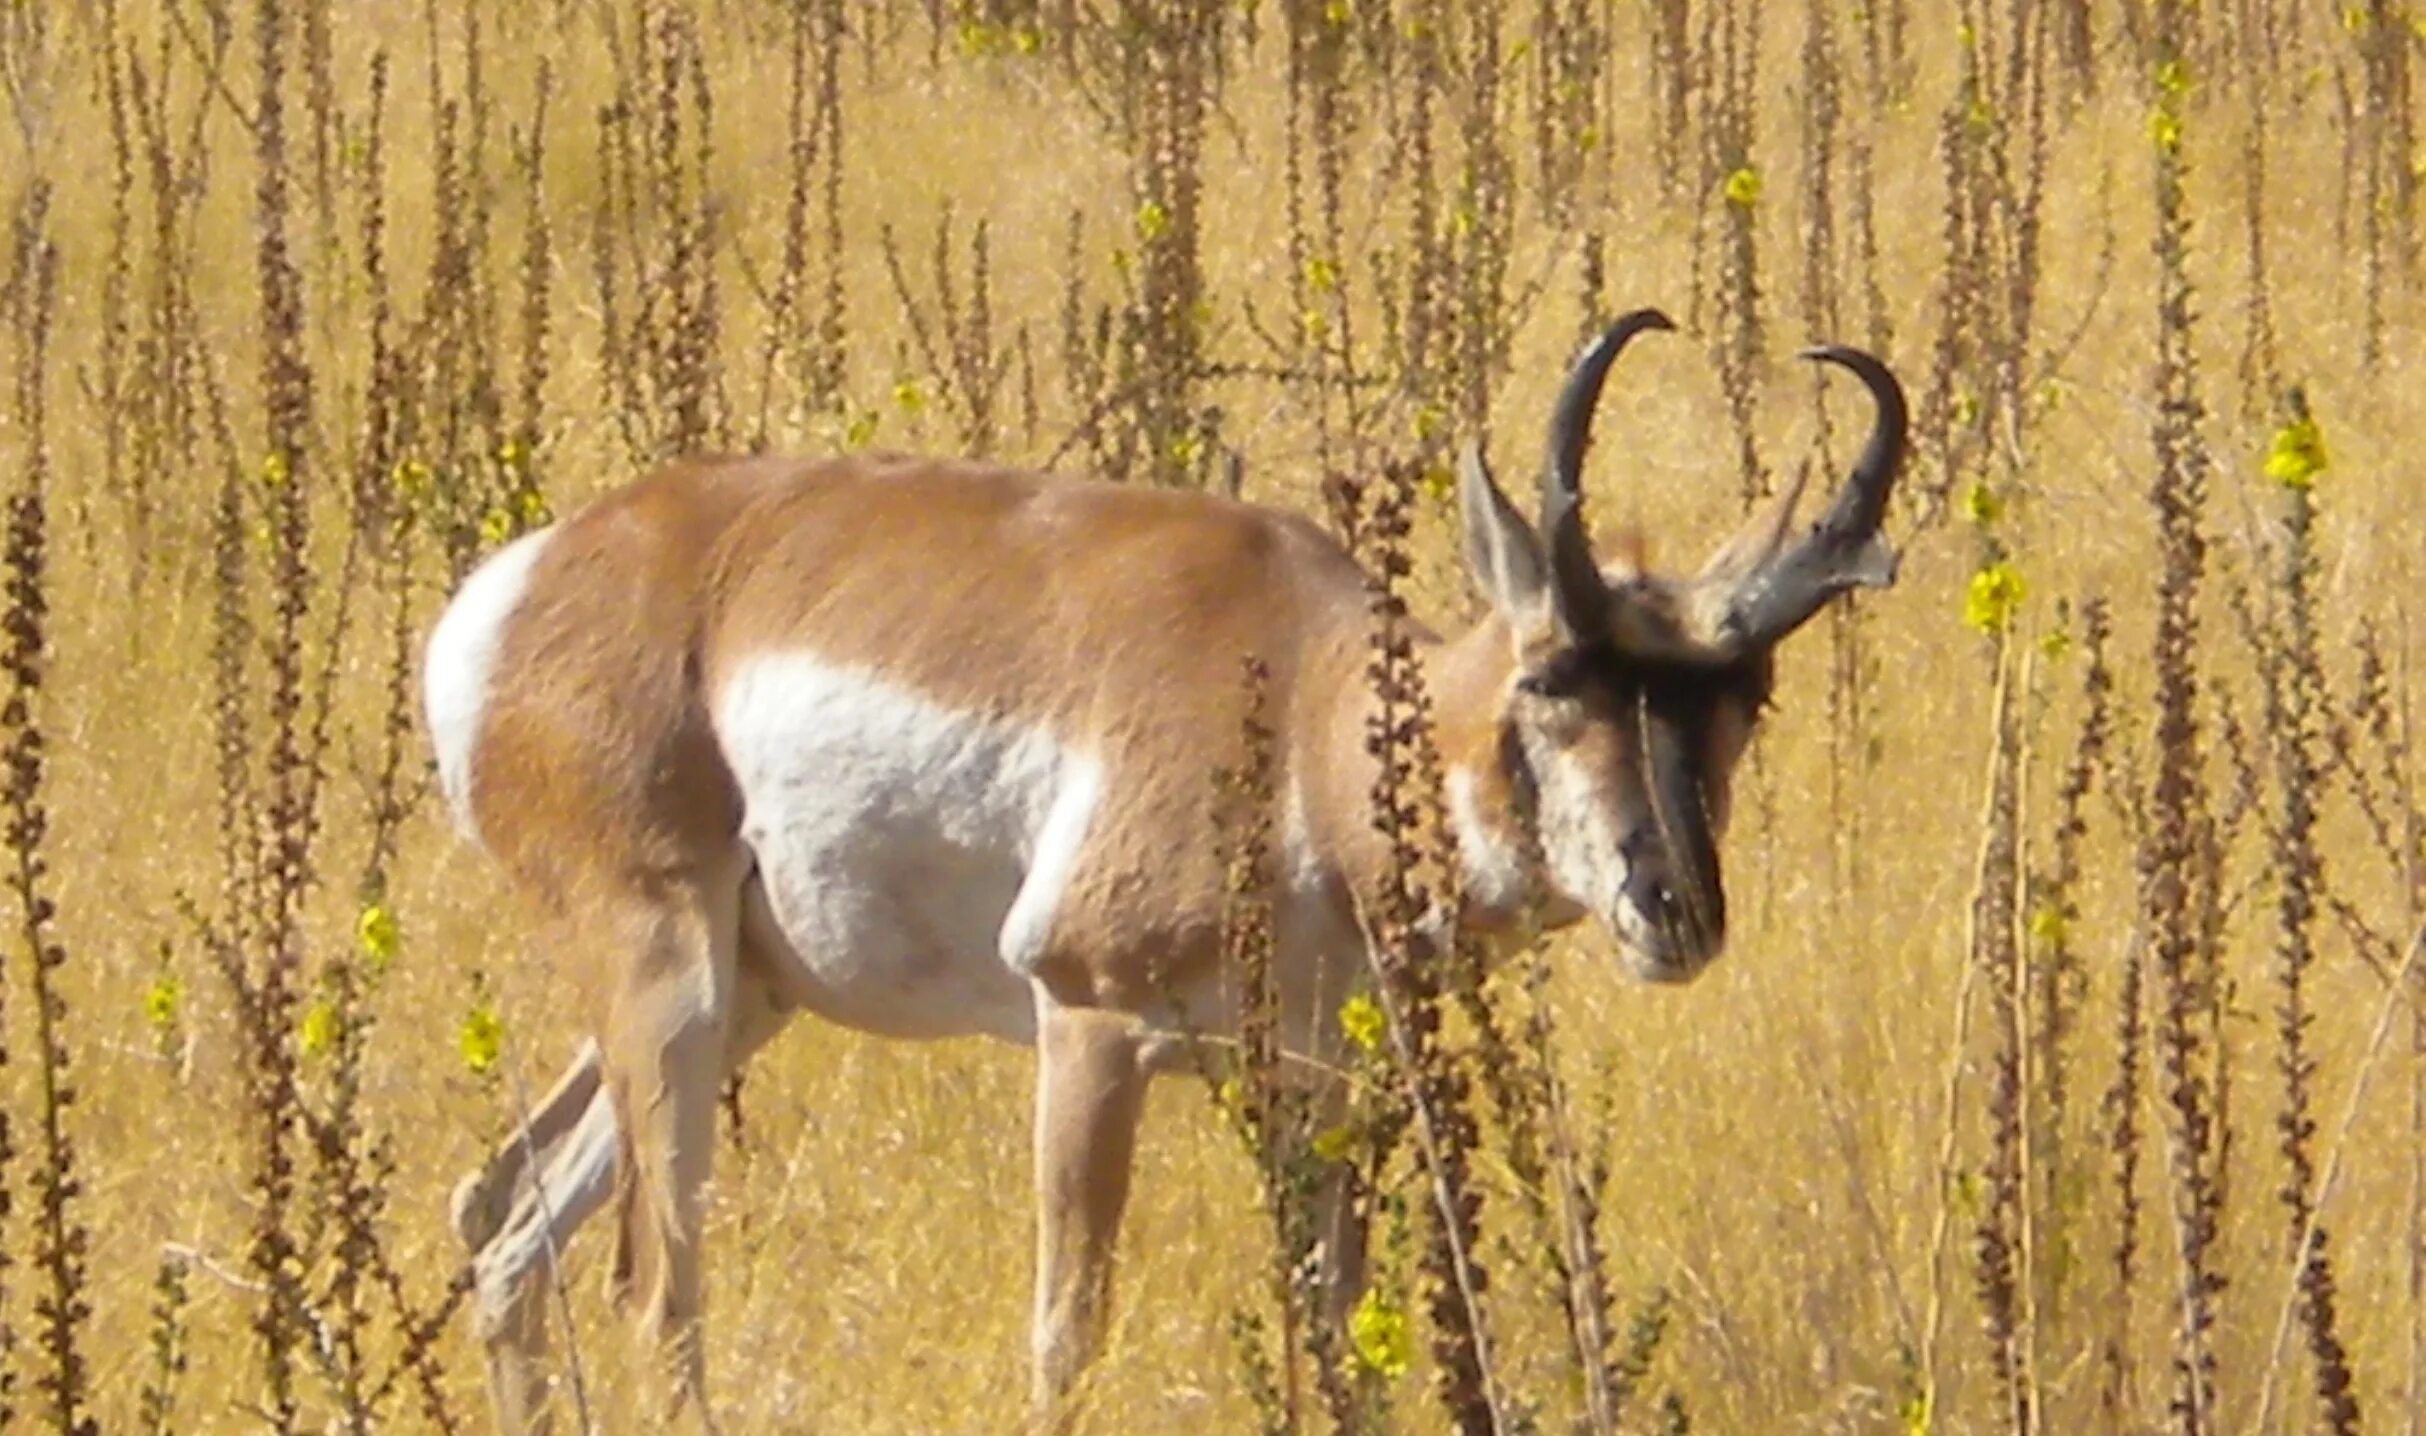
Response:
0,1,2423,1432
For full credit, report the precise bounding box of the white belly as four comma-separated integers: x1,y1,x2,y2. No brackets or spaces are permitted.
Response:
713,653,1102,1043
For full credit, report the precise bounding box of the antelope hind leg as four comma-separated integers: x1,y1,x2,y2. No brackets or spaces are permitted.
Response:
468,952,795,1436
596,862,749,1427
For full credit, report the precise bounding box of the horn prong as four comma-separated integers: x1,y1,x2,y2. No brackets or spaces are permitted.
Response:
1714,342,1910,649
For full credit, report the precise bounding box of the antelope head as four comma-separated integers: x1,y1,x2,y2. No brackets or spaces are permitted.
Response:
1458,309,1910,982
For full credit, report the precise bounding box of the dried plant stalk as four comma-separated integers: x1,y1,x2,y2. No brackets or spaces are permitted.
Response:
2140,7,2225,1426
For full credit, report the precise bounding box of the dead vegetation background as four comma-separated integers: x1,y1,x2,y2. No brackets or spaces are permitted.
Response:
0,1,2424,1431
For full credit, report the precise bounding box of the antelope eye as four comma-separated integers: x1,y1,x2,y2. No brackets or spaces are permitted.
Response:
1513,645,1610,703
1517,649,1591,700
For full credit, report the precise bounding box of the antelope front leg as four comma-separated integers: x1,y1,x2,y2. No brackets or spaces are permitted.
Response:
452,1038,603,1254
470,1089,619,1436
1031,1002,1148,1422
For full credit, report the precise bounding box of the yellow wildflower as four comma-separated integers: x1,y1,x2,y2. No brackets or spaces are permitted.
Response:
459,1002,505,1075
1310,1123,1358,1164
1900,1389,1935,1436
1723,166,1762,209
955,19,1001,57
1963,560,2026,636
357,902,400,973
1135,199,1170,243
1349,1289,1412,1378
2148,109,2183,155
299,1000,340,1059
392,457,434,503
2264,414,2328,491
144,973,182,1032
1338,992,1386,1054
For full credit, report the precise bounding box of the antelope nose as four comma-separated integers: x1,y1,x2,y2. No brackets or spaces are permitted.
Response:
1624,864,1725,958
1623,867,1683,924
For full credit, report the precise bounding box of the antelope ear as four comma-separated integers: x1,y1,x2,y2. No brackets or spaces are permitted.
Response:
1459,441,1555,641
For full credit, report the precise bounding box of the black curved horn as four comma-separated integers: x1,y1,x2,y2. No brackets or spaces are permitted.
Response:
1722,344,1910,647
1796,345,1907,544
1538,308,1677,637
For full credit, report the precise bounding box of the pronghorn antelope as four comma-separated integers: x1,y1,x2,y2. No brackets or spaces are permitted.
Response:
427,308,1909,1431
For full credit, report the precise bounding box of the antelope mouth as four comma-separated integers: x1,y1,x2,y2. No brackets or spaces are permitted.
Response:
1608,892,1725,985
1613,934,1723,985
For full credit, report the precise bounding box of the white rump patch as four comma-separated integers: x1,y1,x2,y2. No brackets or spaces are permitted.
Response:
712,654,1103,1041
423,527,555,842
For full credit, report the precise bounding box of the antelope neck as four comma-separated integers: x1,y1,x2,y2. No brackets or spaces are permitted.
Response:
1418,618,1552,931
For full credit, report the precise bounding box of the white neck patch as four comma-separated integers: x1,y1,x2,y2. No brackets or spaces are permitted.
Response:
1445,763,1535,920
1512,726,1631,924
